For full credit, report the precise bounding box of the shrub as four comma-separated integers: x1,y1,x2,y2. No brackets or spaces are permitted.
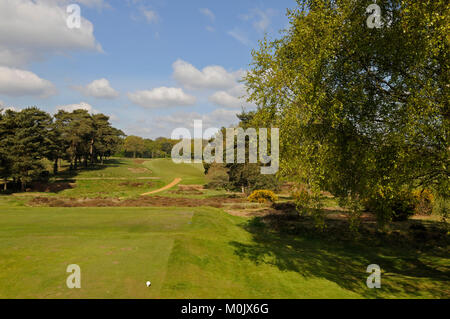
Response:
364,188,416,223
292,187,311,215
412,189,434,215
248,189,278,203
390,191,416,221
205,163,229,189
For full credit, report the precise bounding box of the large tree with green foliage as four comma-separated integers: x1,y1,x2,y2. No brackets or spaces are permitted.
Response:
244,0,449,224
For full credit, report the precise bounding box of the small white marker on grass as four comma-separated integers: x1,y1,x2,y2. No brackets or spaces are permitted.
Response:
146,281,151,287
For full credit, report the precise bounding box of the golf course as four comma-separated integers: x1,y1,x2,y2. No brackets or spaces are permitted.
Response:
0,158,448,299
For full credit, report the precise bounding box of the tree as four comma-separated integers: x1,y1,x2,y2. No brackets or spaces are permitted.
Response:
5,108,53,190
92,114,124,164
124,135,146,158
244,0,449,224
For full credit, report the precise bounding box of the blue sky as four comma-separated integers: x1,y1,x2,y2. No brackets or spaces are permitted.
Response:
0,0,294,138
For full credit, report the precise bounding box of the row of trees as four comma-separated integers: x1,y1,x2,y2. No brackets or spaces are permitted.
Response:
119,135,179,158
242,0,449,224
0,107,124,190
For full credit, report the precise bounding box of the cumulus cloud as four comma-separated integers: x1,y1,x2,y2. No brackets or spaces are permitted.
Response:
173,59,245,90
199,8,215,21
151,108,240,137
128,87,196,108
0,66,56,97
0,101,19,113
74,0,109,9
56,101,98,113
208,84,255,109
74,78,119,99
0,0,102,67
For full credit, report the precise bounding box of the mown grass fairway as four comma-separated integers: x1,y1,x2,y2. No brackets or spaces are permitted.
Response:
0,206,448,299
0,158,448,299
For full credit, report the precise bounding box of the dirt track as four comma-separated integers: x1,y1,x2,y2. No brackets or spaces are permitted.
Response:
141,178,182,195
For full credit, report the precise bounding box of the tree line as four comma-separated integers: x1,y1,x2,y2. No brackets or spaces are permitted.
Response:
118,135,180,159
0,107,124,190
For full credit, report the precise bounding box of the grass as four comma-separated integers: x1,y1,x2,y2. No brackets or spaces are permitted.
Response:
0,206,447,298
0,157,448,299
143,158,206,185
10,158,207,199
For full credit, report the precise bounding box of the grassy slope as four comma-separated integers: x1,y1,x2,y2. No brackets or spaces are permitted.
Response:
0,206,448,299
0,158,448,298
21,158,206,198
143,158,206,185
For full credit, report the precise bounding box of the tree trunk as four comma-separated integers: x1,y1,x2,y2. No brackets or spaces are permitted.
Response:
3,180,7,191
90,138,94,164
53,158,58,175
133,151,136,158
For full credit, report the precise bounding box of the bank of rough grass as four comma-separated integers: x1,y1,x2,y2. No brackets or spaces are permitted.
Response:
0,206,448,298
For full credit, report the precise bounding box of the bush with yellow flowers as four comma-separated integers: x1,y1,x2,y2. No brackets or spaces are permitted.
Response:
248,190,278,203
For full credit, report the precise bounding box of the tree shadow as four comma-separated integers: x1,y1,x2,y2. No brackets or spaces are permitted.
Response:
1,158,124,194
230,214,449,298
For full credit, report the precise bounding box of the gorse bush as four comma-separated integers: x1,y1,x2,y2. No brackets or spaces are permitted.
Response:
248,190,278,203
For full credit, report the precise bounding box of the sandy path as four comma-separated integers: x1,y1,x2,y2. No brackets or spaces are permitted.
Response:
141,178,182,195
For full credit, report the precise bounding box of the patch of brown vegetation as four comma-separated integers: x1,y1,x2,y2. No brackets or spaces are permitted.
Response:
28,182,76,193
29,195,244,208
170,185,205,195
178,184,204,191
118,181,154,188
133,159,146,164
225,207,281,217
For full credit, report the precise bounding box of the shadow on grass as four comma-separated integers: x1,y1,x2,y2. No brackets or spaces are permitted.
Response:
230,214,449,298
1,158,124,194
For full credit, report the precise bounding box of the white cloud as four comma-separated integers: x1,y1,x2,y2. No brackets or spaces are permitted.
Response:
209,84,255,109
123,108,241,139
0,0,102,67
56,101,98,113
227,28,251,46
0,66,56,98
128,87,196,108
75,0,109,9
0,101,19,113
142,9,159,23
173,59,245,90
206,26,215,32
199,8,215,21
240,8,277,32
75,78,119,99
151,108,239,137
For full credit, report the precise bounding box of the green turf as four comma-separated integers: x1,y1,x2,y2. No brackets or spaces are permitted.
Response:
143,158,206,185
20,158,207,198
0,206,448,299
0,158,448,299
